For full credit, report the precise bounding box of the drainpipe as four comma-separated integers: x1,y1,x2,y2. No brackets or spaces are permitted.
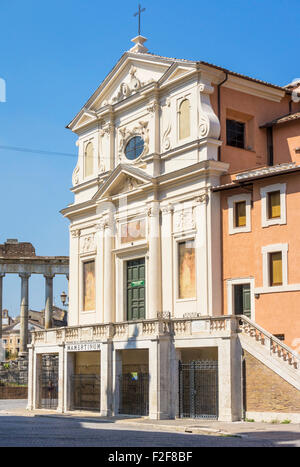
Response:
217,72,228,161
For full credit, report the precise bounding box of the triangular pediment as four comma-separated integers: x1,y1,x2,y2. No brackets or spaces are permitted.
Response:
68,53,175,130
71,109,97,132
93,164,154,200
159,62,197,87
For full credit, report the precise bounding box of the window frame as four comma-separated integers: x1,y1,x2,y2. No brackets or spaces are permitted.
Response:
262,243,288,291
177,97,191,142
226,119,245,149
81,257,96,313
227,277,255,321
228,193,252,235
84,141,94,179
174,236,197,302
260,183,286,227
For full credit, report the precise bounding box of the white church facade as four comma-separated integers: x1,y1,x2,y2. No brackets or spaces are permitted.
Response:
27,36,300,422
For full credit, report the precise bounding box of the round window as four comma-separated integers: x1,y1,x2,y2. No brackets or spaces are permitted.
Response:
125,136,144,160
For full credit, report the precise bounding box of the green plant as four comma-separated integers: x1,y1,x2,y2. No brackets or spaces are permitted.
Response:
270,419,280,424
245,418,255,422
281,419,291,424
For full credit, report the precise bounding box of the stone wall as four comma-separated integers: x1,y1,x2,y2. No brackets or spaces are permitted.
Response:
0,357,28,386
243,351,300,413
0,239,36,257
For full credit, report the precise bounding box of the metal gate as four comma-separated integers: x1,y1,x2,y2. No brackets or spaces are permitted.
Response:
38,354,59,409
179,360,218,419
119,373,149,416
71,374,100,411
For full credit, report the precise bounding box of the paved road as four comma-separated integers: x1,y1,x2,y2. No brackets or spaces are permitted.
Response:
0,412,274,447
0,401,299,447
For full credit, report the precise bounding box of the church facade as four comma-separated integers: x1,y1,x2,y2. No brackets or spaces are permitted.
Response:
27,36,300,421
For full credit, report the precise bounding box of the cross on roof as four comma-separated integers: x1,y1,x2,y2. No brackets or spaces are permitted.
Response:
134,4,146,36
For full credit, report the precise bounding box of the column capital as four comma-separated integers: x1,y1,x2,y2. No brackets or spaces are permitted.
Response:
161,203,174,215
0,273,5,278
43,273,55,280
70,228,80,238
19,272,31,279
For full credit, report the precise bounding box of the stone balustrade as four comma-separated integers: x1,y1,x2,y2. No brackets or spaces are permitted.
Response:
31,315,238,346
238,315,300,371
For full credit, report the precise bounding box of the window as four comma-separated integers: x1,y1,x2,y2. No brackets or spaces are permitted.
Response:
258,243,290,293
274,334,285,341
178,240,196,299
235,201,246,227
228,193,251,234
261,183,286,227
84,142,94,177
125,136,144,160
179,99,190,140
226,119,245,148
269,252,283,286
83,260,95,311
267,190,281,219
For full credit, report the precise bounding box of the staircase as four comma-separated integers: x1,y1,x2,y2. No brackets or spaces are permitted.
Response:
237,315,300,390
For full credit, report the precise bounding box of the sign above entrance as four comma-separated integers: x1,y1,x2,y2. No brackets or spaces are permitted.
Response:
131,280,144,287
66,342,101,352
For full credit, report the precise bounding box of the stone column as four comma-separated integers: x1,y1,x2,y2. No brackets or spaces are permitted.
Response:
64,351,75,411
100,341,113,416
112,349,122,416
149,337,172,420
44,274,55,329
218,337,243,421
19,272,30,356
27,345,34,410
103,217,114,323
147,202,161,319
57,345,65,412
161,205,173,316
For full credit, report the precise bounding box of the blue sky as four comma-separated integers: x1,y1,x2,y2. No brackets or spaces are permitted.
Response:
0,0,298,316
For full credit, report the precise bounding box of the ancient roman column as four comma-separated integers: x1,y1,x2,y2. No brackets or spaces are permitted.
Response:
19,272,31,356
44,274,55,329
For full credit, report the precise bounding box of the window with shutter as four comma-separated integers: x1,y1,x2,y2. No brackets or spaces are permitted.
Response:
270,252,283,286
235,201,246,227
268,191,281,219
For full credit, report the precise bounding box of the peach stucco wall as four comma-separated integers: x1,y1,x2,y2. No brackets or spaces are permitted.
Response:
222,173,300,350
210,84,300,178
273,120,300,165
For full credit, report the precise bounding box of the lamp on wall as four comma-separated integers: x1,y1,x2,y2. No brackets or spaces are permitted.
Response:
254,293,260,299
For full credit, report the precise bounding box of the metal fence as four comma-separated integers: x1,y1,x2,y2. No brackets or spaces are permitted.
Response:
71,374,101,411
179,360,218,419
119,373,149,416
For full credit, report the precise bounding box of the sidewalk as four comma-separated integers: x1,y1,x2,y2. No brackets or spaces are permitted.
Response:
1,402,300,442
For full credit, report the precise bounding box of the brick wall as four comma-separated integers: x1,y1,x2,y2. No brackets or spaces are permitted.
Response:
243,351,300,413
0,240,36,257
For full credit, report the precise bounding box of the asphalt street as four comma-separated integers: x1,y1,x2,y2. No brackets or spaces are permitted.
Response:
0,413,274,447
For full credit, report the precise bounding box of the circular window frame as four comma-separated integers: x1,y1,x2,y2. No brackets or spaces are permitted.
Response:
124,136,145,161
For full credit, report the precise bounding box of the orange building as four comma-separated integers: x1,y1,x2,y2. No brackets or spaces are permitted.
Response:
212,76,300,350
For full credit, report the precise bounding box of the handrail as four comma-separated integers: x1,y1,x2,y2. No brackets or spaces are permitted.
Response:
237,314,300,369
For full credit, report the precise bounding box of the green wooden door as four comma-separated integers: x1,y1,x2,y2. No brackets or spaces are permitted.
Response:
234,284,251,318
127,258,145,321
